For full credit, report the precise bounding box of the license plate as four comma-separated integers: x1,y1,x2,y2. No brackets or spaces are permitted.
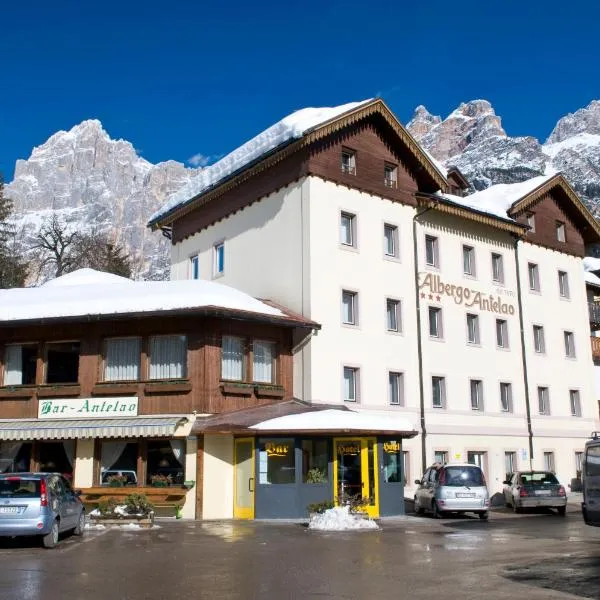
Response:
0,506,20,514
535,490,551,496
456,493,476,498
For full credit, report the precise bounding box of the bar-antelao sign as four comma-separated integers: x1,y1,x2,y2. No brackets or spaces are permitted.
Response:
38,397,139,419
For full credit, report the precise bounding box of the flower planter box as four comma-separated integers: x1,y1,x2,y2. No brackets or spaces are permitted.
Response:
144,381,192,394
220,383,254,396
90,515,155,529
0,386,36,399
37,385,81,398
254,385,285,398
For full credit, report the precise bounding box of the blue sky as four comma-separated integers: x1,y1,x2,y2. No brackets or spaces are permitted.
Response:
1,0,598,179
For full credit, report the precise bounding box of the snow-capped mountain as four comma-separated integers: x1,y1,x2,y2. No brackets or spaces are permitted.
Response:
407,100,600,216
7,120,200,280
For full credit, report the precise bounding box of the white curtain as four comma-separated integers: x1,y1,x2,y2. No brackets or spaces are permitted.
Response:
105,338,141,381
4,345,22,385
100,441,127,472
0,442,23,472
149,336,186,380
222,336,243,380
253,341,274,383
62,441,75,468
169,440,185,467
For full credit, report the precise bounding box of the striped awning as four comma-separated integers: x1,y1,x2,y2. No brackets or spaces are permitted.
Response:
0,416,188,441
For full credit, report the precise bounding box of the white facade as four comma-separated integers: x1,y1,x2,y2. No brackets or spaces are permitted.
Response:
170,175,598,498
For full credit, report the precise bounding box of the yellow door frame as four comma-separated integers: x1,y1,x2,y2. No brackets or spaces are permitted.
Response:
233,437,255,519
333,437,379,518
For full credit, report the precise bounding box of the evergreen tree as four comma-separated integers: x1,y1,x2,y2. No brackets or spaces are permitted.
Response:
0,175,28,288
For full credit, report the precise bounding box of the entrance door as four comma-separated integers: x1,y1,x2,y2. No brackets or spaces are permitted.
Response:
234,438,255,519
334,438,379,517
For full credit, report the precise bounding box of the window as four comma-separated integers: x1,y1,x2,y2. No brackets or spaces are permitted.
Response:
556,221,566,242
544,451,556,473
343,367,359,402
466,313,480,344
190,255,200,280
3,344,37,385
564,331,576,358
575,451,584,475
384,163,398,188
533,325,546,354
149,336,187,380
383,224,398,258
467,451,487,472
428,306,443,338
340,212,356,247
425,235,439,267
46,342,80,384
432,376,446,408
0,442,32,473
342,290,358,325
496,319,508,348
491,253,504,284
104,338,141,382
538,386,550,415
302,439,328,484
258,438,295,484
570,390,582,417
500,382,513,412
527,213,536,232
401,451,410,485
221,336,244,381
558,271,570,298
253,340,276,384
505,451,517,480
386,299,401,332
146,440,185,486
382,440,403,483
389,372,404,406
470,379,483,410
528,262,540,291
213,242,225,276
100,441,138,486
434,450,448,465
463,245,475,276
341,149,356,175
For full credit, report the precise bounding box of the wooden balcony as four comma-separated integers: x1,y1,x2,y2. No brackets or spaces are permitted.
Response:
591,336,600,360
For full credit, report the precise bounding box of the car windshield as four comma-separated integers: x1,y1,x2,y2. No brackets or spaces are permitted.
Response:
443,467,484,487
0,478,41,498
519,472,559,485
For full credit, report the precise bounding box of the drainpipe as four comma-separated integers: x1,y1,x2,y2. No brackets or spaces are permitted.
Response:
512,234,535,469
413,205,433,475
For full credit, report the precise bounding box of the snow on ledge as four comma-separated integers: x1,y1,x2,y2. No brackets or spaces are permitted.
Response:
309,506,379,531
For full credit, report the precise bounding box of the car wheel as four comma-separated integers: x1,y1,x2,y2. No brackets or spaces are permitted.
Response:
513,502,522,514
414,498,424,516
74,512,86,536
557,506,566,516
479,511,489,520
432,501,441,519
43,520,59,549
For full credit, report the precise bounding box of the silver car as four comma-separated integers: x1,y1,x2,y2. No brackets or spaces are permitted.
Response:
0,473,85,548
414,463,490,520
503,471,567,515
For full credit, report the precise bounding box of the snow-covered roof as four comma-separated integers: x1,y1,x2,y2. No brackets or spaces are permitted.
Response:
150,100,374,224
585,271,600,288
584,256,600,273
0,268,288,323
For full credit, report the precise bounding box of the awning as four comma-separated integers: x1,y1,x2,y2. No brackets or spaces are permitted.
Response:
0,416,188,441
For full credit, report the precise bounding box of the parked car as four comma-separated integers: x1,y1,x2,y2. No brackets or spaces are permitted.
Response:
414,463,490,519
503,471,567,515
583,431,600,526
100,470,137,486
0,473,85,548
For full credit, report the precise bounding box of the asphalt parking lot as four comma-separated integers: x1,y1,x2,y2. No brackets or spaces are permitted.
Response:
0,503,598,600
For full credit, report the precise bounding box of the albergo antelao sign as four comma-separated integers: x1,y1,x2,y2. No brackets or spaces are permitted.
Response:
419,273,516,316
38,397,139,419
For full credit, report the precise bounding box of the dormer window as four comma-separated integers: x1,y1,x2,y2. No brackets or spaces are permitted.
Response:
527,213,535,232
384,163,398,188
556,221,566,242
341,149,356,175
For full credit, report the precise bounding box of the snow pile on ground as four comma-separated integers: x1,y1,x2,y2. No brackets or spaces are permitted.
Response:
84,523,106,530
308,506,379,531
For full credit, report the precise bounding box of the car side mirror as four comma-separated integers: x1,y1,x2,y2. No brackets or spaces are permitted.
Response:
414,479,422,485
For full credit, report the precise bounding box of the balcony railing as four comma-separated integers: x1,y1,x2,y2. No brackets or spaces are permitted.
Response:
590,302,600,328
591,336,600,359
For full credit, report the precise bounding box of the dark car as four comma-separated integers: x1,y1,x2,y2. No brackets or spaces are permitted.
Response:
503,471,567,515
0,473,85,548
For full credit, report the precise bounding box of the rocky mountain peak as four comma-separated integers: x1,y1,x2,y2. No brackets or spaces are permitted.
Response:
407,105,442,139
546,100,600,144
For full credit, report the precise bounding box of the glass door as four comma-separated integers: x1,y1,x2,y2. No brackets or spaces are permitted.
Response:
334,438,379,517
234,438,255,519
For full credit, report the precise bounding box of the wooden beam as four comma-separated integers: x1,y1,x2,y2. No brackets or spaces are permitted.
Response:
195,436,204,520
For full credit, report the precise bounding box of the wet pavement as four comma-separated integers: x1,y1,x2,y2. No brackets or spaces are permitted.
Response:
0,505,599,600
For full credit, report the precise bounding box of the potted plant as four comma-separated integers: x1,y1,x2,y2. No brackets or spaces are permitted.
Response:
174,504,183,519
305,468,327,484
90,493,155,528
150,473,172,488
106,474,128,487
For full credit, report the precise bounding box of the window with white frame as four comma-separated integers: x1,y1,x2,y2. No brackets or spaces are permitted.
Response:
386,299,401,332
557,270,569,299
148,335,187,380
470,379,483,411
556,221,566,242
253,340,276,384
340,212,356,247
570,389,582,417
383,224,398,258
401,451,410,485
2,344,37,385
463,245,475,276
341,149,356,175
533,325,546,353
505,451,517,479
538,386,550,415
104,337,141,382
388,372,404,406
527,213,536,232
434,450,448,465
528,262,540,291
221,335,244,381
343,367,359,402
466,313,480,344
384,163,398,188
425,235,439,267
491,252,504,284
428,306,443,338
576,451,584,475
342,290,358,325
544,451,556,473
496,319,509,348
432,376,446,408
564,331,576,358
190,255,200,280
500,382,513,412
213,242,225,276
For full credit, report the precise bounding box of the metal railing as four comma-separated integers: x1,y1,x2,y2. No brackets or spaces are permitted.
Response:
590,302,600,326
